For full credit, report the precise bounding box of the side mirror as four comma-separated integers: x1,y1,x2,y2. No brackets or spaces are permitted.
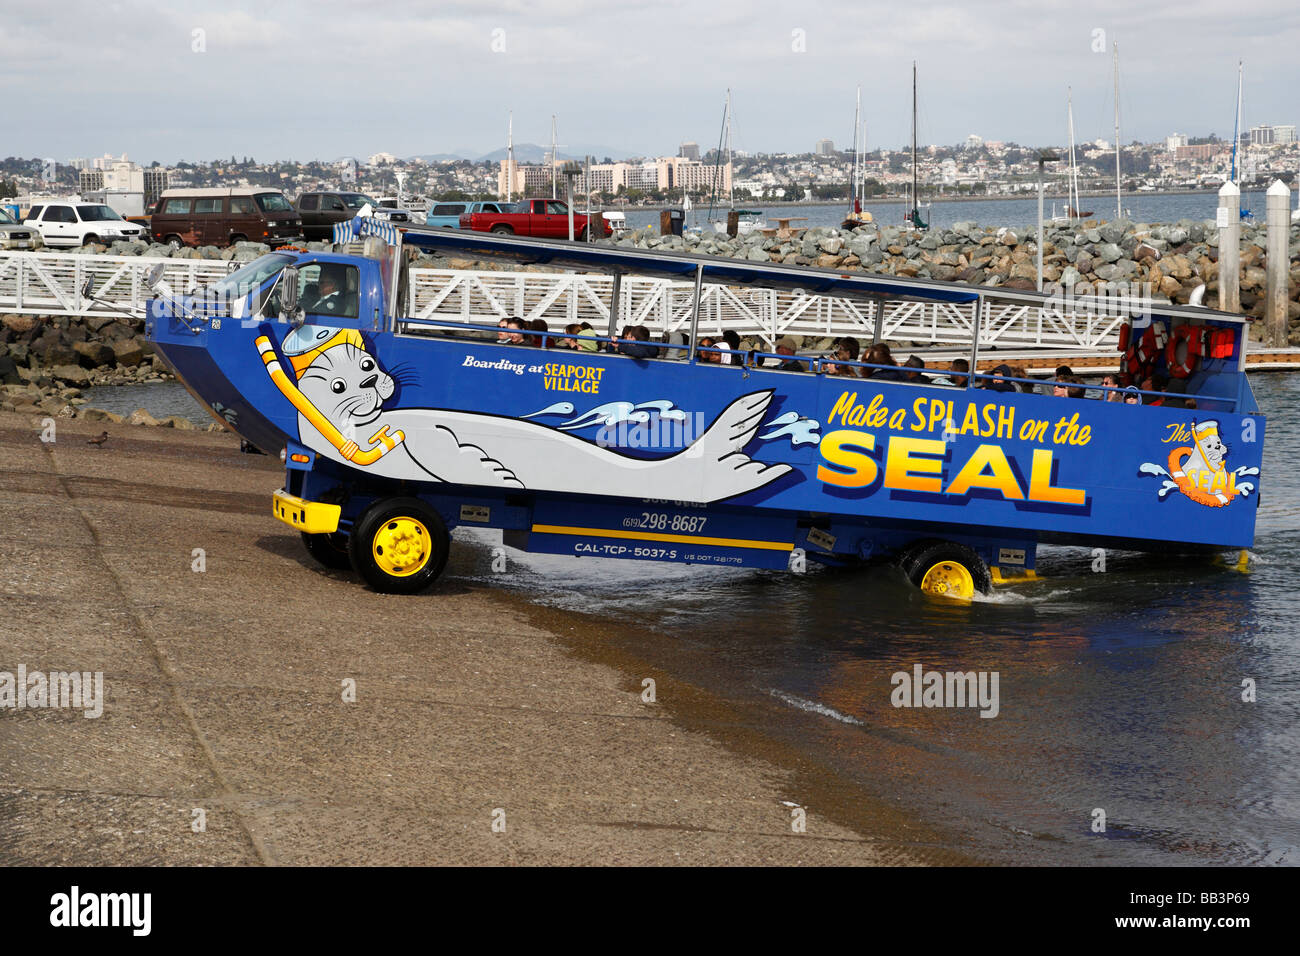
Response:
80,276,95,299
278,265,302,324
144,263,166,290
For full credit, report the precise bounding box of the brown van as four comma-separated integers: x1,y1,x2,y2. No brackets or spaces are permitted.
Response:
149,188,304,248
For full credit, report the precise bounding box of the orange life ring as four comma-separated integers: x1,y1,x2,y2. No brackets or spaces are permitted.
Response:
1166,325,1202,378
1167,446,1235,507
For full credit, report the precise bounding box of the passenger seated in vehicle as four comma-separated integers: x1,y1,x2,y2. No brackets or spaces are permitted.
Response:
504,318,528,345
577,322,599,352
312,269,348,315
1122,386,1142,404
719,329,743,366
663,331,689,361
824,340,858,376
558,323,584,349
496,319,511,344
981,362,1016,392
861,343,904,380
1140,372,1169,406
697,336,721,363
930,357,969,387
530,318,552,347
1008,365,1035,393
775,336,804,372
1100,373,1122,401
617,325,659,359
1066,376,1087,399
902,355,928,384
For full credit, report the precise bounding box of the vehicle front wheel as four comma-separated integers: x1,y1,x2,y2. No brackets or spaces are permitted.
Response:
82,234,100,245
901,540,990,600
348,497,450,594
301,531,352,570
165,235,183,250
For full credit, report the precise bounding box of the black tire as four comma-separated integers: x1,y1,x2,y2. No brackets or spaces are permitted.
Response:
82,234,100,245
301,531,352,570
901,539,991,597
578,226,589,242
229,234,247,245
490,224,514,234
348,497,450,594
165,235,183,250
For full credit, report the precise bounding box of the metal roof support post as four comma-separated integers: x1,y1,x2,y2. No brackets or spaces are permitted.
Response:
688,264,704,365
607,271,621,338
967,295,983,389
871,295,884,346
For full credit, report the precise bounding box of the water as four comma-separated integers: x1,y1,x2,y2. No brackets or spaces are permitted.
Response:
454,373,1300,865
620,189,1283,234
83,382,210,426
104,375,1300,863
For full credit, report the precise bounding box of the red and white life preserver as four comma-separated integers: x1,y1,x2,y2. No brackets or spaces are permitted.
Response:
1166,325,1203,378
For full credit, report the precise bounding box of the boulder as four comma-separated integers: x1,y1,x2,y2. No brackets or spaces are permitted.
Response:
111,338,146,367
0,355,19,385
1094,242,1123,263
126,407,161,426
818,236,844,255
1,314,37,335
49,364,92,386
72,341,115,368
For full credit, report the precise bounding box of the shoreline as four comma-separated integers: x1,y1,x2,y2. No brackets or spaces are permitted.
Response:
0,410,932,865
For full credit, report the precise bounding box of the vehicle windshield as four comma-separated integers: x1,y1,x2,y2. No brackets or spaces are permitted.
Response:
0,207,15,224
254,193,293,212
207,253,297,299
340,193,377,209
76,205,125,222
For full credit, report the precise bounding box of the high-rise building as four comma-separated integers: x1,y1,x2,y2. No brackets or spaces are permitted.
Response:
679,142,700,161
966,134,984,150
1166,133,1188,151
1273,125,1297,145
815,138,835,156
143,167,169,206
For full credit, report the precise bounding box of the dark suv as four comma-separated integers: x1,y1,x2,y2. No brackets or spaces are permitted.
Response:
150,188,303,248
297,192,410,241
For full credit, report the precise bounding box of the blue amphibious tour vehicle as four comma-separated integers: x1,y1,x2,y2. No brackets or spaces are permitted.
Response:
144,215,1264,599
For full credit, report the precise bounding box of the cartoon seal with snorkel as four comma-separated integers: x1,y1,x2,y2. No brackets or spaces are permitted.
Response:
256,325,791,502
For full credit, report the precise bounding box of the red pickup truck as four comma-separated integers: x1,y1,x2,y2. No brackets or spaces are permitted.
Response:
459,198,610,241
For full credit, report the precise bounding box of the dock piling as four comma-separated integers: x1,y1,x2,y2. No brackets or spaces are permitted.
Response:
1266,179,1290,347
1218,182,1241,314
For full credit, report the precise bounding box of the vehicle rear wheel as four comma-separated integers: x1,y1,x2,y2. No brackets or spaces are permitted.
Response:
348,497,449,594
301,531,352,570
490,224,514,234
901,540,990,600
229,234,247,245
578,226,589,242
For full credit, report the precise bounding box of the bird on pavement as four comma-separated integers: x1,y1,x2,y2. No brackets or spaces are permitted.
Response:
86,432,109,447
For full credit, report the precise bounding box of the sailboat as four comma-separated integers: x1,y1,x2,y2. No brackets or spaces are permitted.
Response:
1053,88,1092,223
841,85,873,229
708,90,763,236
1229,61,1254,220
903,62,929,230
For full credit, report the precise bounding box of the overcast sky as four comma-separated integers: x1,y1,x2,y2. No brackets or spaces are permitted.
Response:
2,0,1297,165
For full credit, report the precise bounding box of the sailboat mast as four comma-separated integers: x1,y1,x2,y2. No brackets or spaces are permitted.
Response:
911,61,918,219
1231,61,1243,185
726,88,734,210
506,111,514,203
1112,42,1121,219
1067,87,1079,217
850,86,860,208
551,115,558,200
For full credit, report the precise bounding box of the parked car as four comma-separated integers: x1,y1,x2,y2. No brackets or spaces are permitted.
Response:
149,188,303,248
23,201,148,247
0,205,42,250
296,191,409,241
458,198,610,240
425,200,513,228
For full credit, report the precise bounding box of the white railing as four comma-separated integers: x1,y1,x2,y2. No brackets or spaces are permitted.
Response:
407,268,1125,350
0,251,1123,351
0,251,229,318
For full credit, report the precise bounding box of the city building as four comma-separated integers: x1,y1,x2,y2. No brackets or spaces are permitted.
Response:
815,138,835,156
1166,133,1188,151
498,156,730,199
679,142,700,161
966,134,984,150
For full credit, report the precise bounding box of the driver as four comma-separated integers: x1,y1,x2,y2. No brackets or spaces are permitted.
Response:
313,269,345,314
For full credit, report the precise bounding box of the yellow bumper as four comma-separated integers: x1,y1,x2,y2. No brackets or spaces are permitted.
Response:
272,490,341,534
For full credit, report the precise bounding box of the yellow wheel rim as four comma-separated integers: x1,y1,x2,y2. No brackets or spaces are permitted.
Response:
371,517,432,577
919,560,975,600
